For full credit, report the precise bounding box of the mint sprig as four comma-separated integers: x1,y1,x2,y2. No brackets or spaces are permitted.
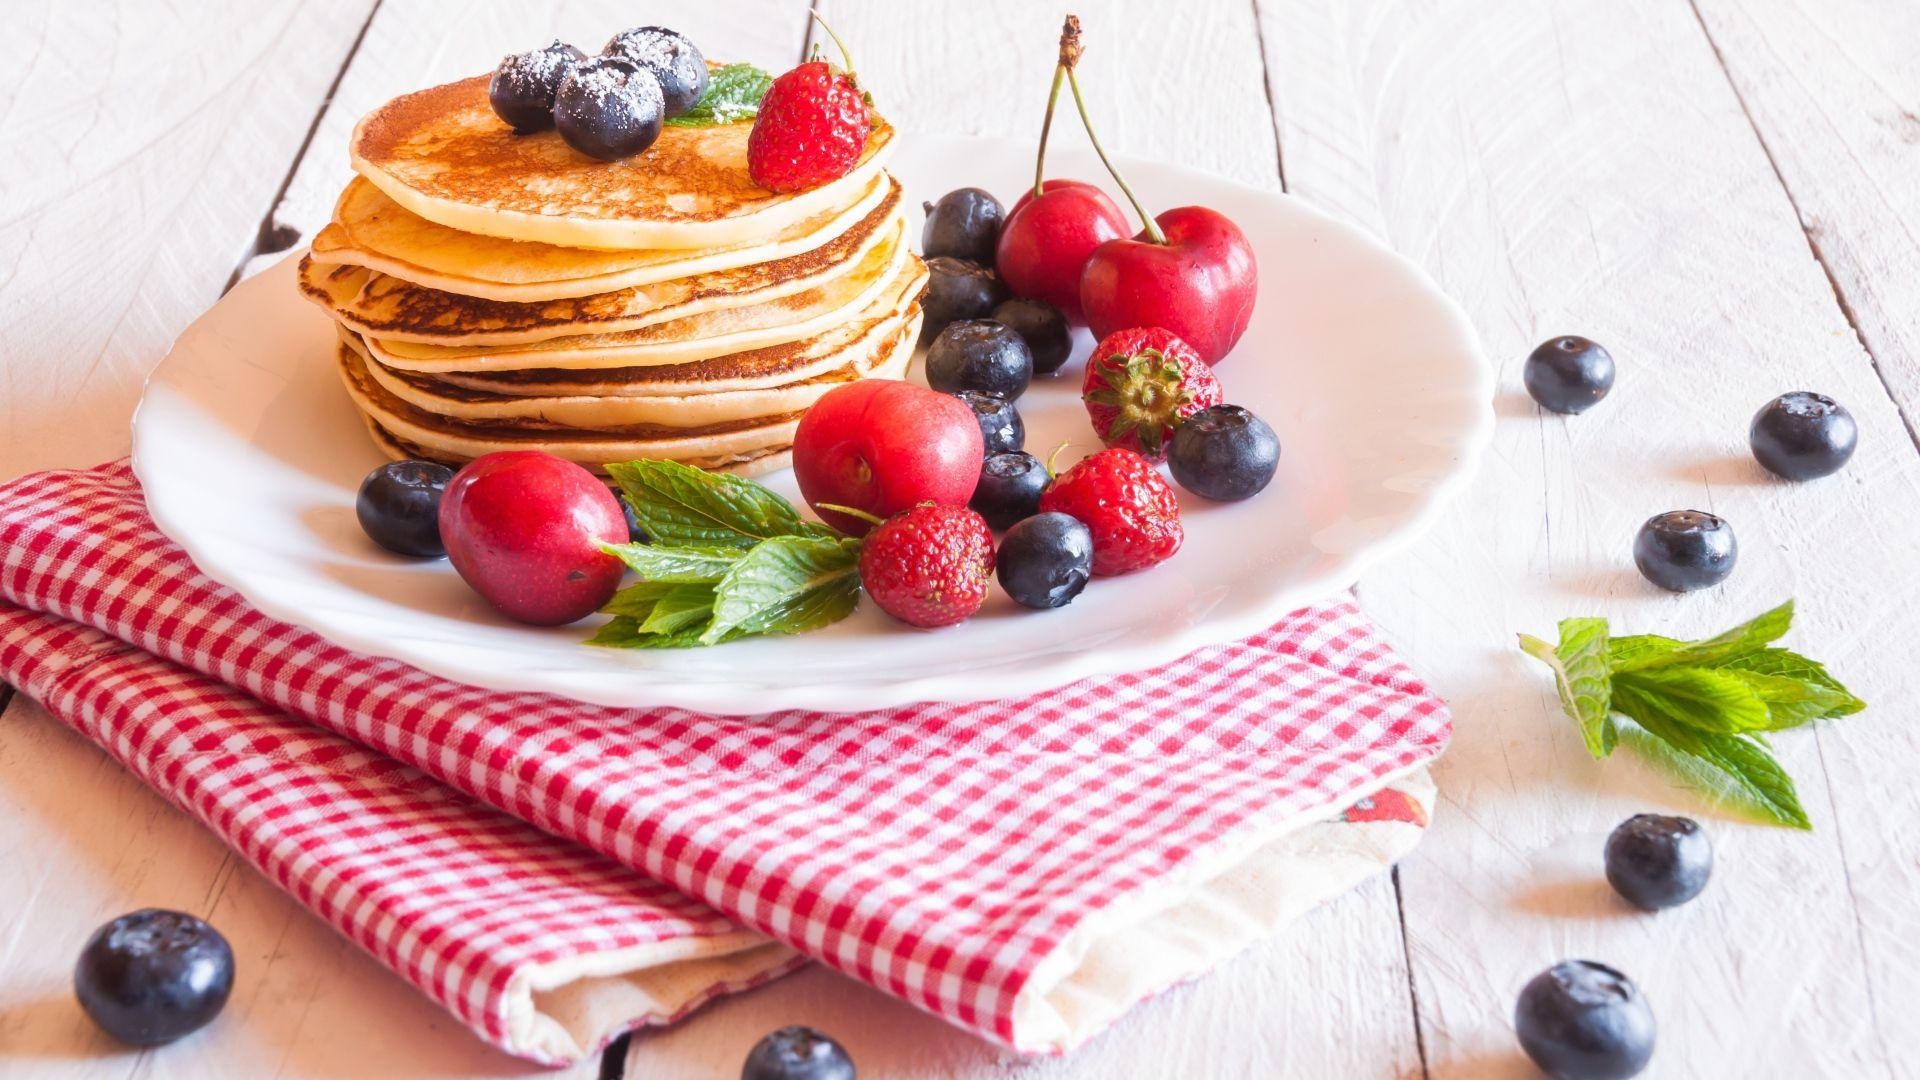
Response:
663,63,773,128
588,461,858,649
1520,601,1864,829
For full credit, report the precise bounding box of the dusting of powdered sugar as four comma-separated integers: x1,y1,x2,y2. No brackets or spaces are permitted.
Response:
560,57,662,110
604,26,697,74
495,40,586,98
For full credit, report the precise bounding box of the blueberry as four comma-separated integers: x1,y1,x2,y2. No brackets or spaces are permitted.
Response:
357,460,453,557
1605,814,1712,910
620,497,648,544
1514,960,1655,1080
925,320,1032,400
1749,391,1857,481
992,297,1072,375
1167,404,1280,501
1632,510,1735,592
488,40,588,133
742,1025,855,1080
602,26,708,119
956,390,1024,455
921,187,1005,265
971,451,1050,531
75,909,234,1047
1524,336,1615,415
996,512,1094,609
920,257,1008,342
553,57,665,161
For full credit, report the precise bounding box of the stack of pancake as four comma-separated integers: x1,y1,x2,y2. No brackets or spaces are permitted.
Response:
299,74,922,477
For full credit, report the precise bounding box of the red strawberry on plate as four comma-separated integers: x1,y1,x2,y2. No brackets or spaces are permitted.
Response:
857,504,996,628
747,15,870,193
1082,327,1223,459
1039,448,1183,575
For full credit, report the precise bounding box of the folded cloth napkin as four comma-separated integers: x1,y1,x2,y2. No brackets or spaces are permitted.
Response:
0,462,1450,1061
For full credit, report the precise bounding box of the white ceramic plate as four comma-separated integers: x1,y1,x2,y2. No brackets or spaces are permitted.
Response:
133,134,1491,714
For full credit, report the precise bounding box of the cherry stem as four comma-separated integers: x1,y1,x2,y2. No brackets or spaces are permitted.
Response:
1065,64,1165,244
809,9,855,73
816,502,884,527
1031,15,1083,201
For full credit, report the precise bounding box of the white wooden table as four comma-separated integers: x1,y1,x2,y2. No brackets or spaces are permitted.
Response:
4,2,1916,1076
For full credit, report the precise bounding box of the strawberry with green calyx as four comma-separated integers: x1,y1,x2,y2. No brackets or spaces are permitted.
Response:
747,12,871,193
829,503,996,629
1082,327,1223,459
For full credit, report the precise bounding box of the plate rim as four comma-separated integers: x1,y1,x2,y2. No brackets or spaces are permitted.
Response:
132,136,1493,715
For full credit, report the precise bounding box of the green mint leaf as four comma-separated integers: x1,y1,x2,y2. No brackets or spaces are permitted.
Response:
1607,634,1683,668
1518,617,1614,758
1610,666,1772,734
603,580,683,619
663,63,773,127
600,541,744,582
638,582,717,636
1611,600,1793,673
731,571,860,637
587,616,732,650
702,535,862,644
1616,683,1812,828
1713,648,1865,717
586,615,645,647
606,460,829,550
1719,668,1864,729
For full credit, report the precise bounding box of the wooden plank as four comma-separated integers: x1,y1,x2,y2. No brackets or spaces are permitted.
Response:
1256,0,1920,1074
623,2,1421,1075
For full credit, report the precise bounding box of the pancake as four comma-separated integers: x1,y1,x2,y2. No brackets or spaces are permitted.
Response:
300,185,903,346
435,255,927,398
310,172,892,302
344,305,916,429
359,240,920,373
351,73,896,250
361,417,796,479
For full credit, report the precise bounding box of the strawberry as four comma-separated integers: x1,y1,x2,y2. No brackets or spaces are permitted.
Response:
857,504,996,628
747,17,870,193
1081,327,1223,459
1039,448,1183,575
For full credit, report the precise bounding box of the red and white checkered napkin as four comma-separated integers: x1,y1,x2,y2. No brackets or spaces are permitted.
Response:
0,461,1450,1062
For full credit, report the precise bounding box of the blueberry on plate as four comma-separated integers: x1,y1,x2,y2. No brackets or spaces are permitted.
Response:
925,320,1033,400
75,909,235,1047
956,389,1024,454
997,512,1094,610
357,460,454,557
1524,336,1615,415
992,297,1072,375
1749,391,1857,481
489,40,589,133
620,497,648,544
602,26,708,118
742,1025,855,1080
1605,814,1712,910
921,187,1005,265
920,257,1009,342
970,451,1050,531
553,57,665,161
1167,404,1280,501
1514,960,1655,1080
1632,510,1735,592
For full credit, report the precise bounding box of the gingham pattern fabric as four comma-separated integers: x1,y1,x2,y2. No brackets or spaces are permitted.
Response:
0,603,797,1065
0,461,1451,1054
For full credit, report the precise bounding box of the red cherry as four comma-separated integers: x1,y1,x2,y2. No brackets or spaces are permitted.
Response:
791,380,984,536
996,180,1128,325
1081,206,1258,365
437,451,628,626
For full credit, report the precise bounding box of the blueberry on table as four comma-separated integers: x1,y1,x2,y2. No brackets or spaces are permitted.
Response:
74,909,234,1047
920,257,1009,342
553,57,665,161
488,40,588,133
921,187,1006,265
925,319,1033,400
1168,404,1280,501
1749,391,1857,481
1605,814,1712,910
742,1025,855,1080
992,297,1073,375
996,512,1094,609
956,389,1024,455
1632,510,1735,592
1524,336,1615,415
970,451,1050,531
357,460,454,557
602,26,708,118
1514,960,1655,1080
